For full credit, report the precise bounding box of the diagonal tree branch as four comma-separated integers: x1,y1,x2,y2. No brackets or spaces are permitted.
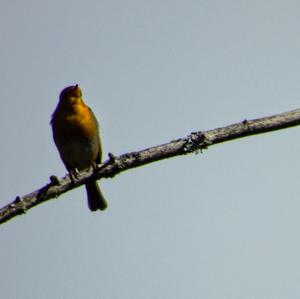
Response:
1,108,300,225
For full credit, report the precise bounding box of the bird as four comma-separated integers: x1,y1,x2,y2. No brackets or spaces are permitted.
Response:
51,84,107,211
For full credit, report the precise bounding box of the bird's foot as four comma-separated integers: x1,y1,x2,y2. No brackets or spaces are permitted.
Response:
69,168,79,183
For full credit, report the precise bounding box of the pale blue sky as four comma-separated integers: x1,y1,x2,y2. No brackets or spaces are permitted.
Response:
1,0,300,298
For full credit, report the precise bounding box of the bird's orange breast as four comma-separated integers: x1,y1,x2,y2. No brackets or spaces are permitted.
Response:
53,101,99,141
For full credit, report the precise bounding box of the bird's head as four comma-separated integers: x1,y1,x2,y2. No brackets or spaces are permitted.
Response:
59,84,83,105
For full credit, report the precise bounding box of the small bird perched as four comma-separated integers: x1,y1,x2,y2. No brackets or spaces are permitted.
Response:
51,84,107,211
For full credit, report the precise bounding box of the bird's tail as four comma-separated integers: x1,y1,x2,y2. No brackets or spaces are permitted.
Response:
85,181,108,211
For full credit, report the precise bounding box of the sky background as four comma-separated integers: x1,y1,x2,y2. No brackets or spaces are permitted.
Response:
1,0,300,298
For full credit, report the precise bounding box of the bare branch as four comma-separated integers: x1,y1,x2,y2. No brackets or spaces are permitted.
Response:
1,108,300,225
